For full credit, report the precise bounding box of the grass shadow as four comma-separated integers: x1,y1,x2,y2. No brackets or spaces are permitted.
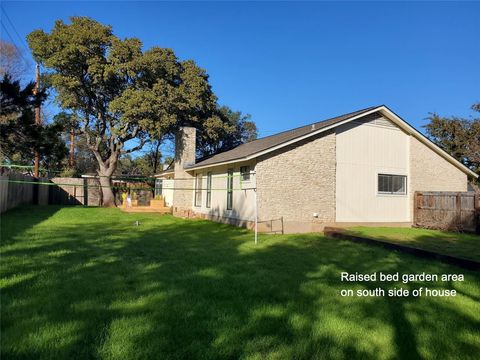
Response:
1,205,63,245
1,207,479,359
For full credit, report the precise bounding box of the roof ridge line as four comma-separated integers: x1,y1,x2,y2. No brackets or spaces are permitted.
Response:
239,105,380,144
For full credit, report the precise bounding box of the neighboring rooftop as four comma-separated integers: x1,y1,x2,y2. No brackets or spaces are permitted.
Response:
188,105,379,169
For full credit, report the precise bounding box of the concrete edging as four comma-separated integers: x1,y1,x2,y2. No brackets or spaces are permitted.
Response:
324,227,480,271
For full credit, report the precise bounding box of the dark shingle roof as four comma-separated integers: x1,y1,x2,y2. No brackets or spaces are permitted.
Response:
188,106,379,169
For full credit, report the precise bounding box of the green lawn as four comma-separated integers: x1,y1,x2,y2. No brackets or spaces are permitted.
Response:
1,206,479,360
345,227,480,262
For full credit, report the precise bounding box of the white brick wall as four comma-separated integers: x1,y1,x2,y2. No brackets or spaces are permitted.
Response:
410,137,467,192
256,131,336,226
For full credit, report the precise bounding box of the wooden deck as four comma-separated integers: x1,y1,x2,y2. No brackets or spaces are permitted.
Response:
120,197,172,214
121,206,172,214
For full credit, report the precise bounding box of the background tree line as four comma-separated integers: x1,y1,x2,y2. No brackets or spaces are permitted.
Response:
424,104,480,187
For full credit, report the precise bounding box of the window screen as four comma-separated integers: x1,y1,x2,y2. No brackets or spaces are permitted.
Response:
227,169,233,210
378,174,407,195
194,173,202,206
240,166,250,181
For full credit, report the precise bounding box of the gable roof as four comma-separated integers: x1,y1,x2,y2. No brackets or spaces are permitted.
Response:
184,105,478,179
188,106,378,169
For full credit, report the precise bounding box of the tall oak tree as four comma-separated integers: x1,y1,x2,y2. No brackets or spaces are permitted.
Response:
28,17,218,205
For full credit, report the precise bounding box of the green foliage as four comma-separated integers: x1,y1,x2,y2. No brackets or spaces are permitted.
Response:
27,16,231,205
58,167,76,177
53,111,80,133
27,17,258,184
130,154,158,176
116,153,161,178
1,206,479,359
424,104,480,179
130,140,162,176
197,105,258,157
27,17,218,174
163,155,174,168
116,154,137,175
62,135,98,177
0,75,67,170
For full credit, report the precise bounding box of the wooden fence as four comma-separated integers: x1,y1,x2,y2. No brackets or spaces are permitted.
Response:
0,174,103,213
414,191,479,233
0,174,49,213
49,177,102,206
0,173,155,213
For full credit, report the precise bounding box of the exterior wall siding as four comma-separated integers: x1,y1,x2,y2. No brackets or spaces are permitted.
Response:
190,160,257,225
335,118,411,222
161,179,174,207
410,136,467,193
255,131,336,233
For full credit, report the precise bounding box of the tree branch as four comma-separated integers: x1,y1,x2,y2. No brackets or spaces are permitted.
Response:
121,138,147,154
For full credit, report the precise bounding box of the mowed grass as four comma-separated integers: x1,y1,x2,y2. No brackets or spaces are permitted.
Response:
346,227,480,262
1,206,479,360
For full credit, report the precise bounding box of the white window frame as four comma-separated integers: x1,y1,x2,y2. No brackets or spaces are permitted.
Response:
227,169,233,210
240,166,251,182
194,173,203,207
377,173,407,196
206,172,212,208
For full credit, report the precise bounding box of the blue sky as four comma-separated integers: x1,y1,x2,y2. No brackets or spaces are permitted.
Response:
2,1,479,143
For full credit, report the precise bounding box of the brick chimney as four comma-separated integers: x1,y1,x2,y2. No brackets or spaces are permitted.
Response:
173,127,196,215
174,127,196,170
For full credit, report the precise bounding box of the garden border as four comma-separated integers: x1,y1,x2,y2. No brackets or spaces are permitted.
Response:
324,227,480,271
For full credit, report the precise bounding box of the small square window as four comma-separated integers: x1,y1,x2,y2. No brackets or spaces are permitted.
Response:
240,166,250,181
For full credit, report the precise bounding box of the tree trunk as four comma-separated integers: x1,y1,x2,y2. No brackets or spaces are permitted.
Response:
96,154,119,207
152,141,161,174
87,137,121,207
98,172,116,207
69,130,75,167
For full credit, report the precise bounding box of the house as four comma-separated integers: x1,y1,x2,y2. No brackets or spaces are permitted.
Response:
154,105,478,233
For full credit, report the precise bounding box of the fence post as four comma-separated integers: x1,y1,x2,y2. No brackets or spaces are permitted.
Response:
32,177,39,205
475,193,480,235
83,178,88,206
456,193,462,228
413,191,419,226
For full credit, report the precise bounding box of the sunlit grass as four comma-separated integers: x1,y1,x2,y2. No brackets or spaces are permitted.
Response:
346,227,480,262
1,206,479,359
